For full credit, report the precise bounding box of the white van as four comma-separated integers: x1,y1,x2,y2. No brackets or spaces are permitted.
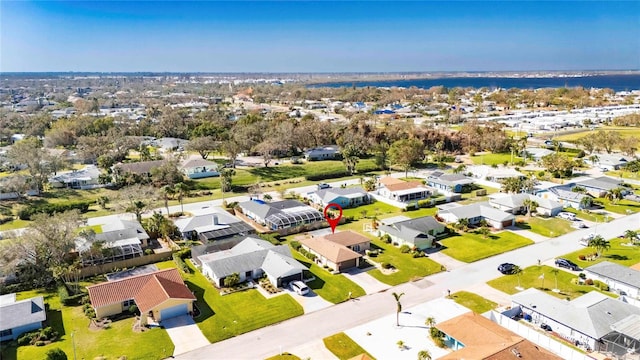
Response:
289,280,310,296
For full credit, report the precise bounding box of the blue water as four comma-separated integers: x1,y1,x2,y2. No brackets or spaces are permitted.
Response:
310,74,640,91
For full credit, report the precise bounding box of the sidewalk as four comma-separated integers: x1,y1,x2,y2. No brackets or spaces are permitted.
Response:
427,251,467,271
505,227,549,243
465,283,513,308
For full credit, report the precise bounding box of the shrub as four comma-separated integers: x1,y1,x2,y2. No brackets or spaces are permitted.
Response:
172,250,192,274
399,245,411,253
594,280,609,291
433,337,446,348
18,200,93,220
585,278,594,285
17,333,34,346
144,249,154,255
417,199,431,208
578,255,586,261
578,272,586,279
128,305,138,314
58,285,84,306
327,268,334,272
84,307,96,319
47,347,68,360
35,340,45,347
381,234,392,244
290,241,302,251
392,242,399,246
413,251,425,258
305,252,317,262
382,262,393,269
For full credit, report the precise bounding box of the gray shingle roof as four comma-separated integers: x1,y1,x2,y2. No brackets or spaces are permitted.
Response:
490,194,562,211
314,186,368,204
611,314,640,340
549,187,590,202
512,288,640,339
585,261,640,289
379,216,444,242
427,173,475,187
576,176,623,191
438,202,515,222
0,295,46,331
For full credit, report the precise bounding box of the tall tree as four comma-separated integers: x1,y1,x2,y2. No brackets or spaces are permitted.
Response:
7,137,52,193
220,168,236,193
588,235,611,257
388,138,424,178
115,184,158,222
392,292,405,327
186,136,219,159
174,182,189,215
341,144,361,175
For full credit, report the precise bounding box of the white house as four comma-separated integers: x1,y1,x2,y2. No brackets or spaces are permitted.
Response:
377,177,432,204
308,186,370,208
304,145,340,161
489,193,563,216
584,261,640,300
437,202,515,229
49,165,103,190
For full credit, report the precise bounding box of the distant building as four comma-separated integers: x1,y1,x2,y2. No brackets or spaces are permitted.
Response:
49,165,103,190
308,186,371,208
426,171,475,194
377,177,432,204
174,208,254,241
304,145,340,161
180,158,220,179
437,202,515,229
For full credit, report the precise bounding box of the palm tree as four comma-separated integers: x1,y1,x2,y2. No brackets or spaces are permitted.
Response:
522,199,538,218
392,292,405,327
424,316,436,328
624,230,639,245
588,235,611,257
604,187,625,204
580,195,593,209
513,265,523,289
455,218,469,232
550,268,560,291
145,211,166,239
397,340,405,350
174,182,189,215
453,164,466,174
162,185,175,216
478,225,491,239
417,350,432,360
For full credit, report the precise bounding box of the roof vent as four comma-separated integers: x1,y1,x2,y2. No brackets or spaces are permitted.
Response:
511,348,522,358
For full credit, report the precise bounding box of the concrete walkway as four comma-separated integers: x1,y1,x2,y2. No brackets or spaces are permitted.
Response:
427,252,467,271
162,315,210,356
285,339,338,360
505,227,550,243
464,283,514,308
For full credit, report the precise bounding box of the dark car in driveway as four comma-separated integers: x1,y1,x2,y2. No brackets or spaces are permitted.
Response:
555,258,580,271
498,263,517,274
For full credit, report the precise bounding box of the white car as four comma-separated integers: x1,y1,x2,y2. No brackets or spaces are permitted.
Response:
571,221,588,229
558,212,576,221
289,280,310,296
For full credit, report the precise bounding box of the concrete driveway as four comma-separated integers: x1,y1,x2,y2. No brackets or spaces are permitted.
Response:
285,288,333,314
343,268,390,294
162,315,210,356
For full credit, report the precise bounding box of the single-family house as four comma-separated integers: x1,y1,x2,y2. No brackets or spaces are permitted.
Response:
180,158,220,179
0,175,38,200
304,145,340,161
377,177,432,203
75,219,149,265
198,236,307,287
0,293,46,341
377,216,446,249
588,154,628,171
437,202,515,229
511,288,640,352
584,261,640,300
468,165,524,183
88,268,196,325
174,208,255,241
238,199,324,231
49,165,103,189
489,193,563,216
575,176,624,198
299,231,370,272
535,184,592,209
308,186,371,208
522,147,555,161
155,137,189,152
437,312,561,360
426,171,474,194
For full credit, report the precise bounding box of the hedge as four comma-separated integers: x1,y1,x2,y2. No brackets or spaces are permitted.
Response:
173,249,192,273
18,200,93,220
58,285,85,306
304,163,379,181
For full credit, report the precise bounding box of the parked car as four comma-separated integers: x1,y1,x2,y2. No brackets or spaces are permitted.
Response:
317,183,331,190
555,258,580,271
289,280,310,296
571,221,588,229
558,212,576,221
498,263,517,275
540,323,553,331
579,238,590,247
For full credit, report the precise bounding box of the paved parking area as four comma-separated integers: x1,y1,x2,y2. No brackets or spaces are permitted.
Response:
285,288,333,314
163,315,210,356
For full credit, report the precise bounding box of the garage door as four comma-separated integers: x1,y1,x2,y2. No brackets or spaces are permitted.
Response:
338,259,357,271
160,303,188,321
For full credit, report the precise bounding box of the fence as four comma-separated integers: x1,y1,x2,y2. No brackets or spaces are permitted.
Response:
487,311,596,360
79,251,174,277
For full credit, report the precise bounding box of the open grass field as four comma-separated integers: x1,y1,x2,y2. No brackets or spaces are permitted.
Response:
323,332,375,360
289,249,366,304
560,238,640,268
515,216,574,237
157,260,304,343
367,239,443,285
554,127,640,142
595,198,640,215
470,153,523,166
1,289,173,360
450,291,498,314
440,230,534,263
265,353,302,360
487,265,617,300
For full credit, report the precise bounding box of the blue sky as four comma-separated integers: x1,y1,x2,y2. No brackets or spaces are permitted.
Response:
1,1,639,72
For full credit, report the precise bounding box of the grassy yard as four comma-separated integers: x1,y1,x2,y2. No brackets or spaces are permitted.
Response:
440,230,534,263
343,201,402,220
1,289,173,360
265,353,302,360
563,207,612,223
470,153,523,166
158,260,304,343
450,291,498,314
595,198,640,215
555,127,640,142
606,170,640,181
323,332,375,360
487,265,616,300
515,216,574,237
560,238,640,268
289,249,366,303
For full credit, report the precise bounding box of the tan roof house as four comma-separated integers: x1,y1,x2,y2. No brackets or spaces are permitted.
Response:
437,312,561,360
88,268,195,325
377,177,432,204
299,231,370,272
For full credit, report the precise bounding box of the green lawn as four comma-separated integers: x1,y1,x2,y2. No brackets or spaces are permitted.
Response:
487,265,617,300
563,208,611,223
290,250,366,303
265,353,302,360
323,332,375,360
450,291,498,314
440,230,534,263
470,153,523,166
515,216,574,237
560,238,640,268
555,127,640,142
595,198,640,215
158,261,304,343
606,170,640,181
2,289,173,360
343,201,402,220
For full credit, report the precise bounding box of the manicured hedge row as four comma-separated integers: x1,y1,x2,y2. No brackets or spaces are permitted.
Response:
304,163,379,181
18,200,93,220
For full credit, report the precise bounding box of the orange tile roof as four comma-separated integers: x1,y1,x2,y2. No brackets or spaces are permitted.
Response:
437,312,561,360
300,237,361,263
323,231,371,247
88,268,195,312
631,262,640,271
380,176,405,186
381,178,426,192
348,354,374,360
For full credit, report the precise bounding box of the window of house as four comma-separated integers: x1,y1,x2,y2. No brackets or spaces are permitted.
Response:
0,329,12,337
352,245,360,252
123,299,135,308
